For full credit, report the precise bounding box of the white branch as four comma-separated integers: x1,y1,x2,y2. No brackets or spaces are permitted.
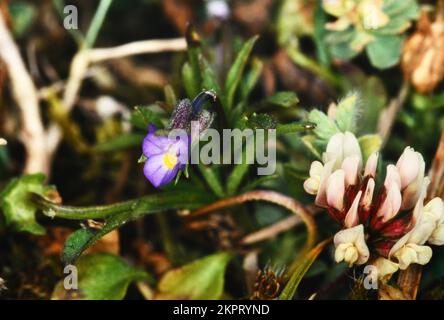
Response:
47,37,187,156
88,38,186,63
0,14,48,174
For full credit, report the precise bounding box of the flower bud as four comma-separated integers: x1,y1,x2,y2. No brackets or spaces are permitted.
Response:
168,99,193,130
323,132,362,170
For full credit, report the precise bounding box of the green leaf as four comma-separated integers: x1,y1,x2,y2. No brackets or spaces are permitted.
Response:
307,109,340,144
366,35,403,69
279,239,331,300
277,122,316,135
164,84,177,108
33,191,216,264
0,174,55,235
240,58,263,102
157,252,233,300
225,36,259,110
226,162,249,196
52,253,150,300
198,164,225,198
182,62,201,98
325,29,360,60
335,93,360,132
94,133,144,152
301,135,322,159
383,0,419,18
246,113,277,130
130,105,165,130
358,76,388,133
267,91,299,108
358,134,382,162
9,2,36,37
199,55,221,95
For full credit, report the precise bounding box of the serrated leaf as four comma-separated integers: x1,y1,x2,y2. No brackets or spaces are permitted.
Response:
52,253,150,300
157,252,233,300
335,93,360,132
366,35,403,69
267,91,299,108
358,134,382,162
225,36,259,110
0,174,55,235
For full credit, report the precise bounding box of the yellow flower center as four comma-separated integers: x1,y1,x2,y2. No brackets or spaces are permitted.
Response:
163,153,178,169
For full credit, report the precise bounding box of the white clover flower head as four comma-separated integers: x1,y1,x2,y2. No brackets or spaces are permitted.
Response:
303,131,444,277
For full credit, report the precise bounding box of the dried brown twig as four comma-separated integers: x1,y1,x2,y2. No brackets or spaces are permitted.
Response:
190,190,317,253
377,80,410,146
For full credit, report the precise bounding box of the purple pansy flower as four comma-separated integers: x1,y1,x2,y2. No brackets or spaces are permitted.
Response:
142,125,189,188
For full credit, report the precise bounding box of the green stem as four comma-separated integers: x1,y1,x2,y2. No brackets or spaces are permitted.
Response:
31,194,134,219
276,122,316,135
286,47,344,89
85,0,113,48
31,191,214,220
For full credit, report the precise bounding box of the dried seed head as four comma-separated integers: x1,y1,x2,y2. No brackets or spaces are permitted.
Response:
402,2,444,93
251,267,285,300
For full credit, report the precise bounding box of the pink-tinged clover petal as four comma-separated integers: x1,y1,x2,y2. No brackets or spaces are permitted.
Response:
344,190,362,228
326,169,345,211
342,155,360,187
364,152,379,177
384,164,401,190
361,178,375,210
315,160,335,208
378,183,402,222
396,147,421,190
